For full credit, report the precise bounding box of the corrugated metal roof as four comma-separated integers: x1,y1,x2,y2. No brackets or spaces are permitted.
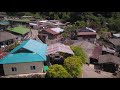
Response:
77,32,97,36
0,31,18,42
109,38,120,46
44,28,58,35
51,28,64,33
0,39,47,64
0,21,9,25
0,53,45,64
113,34,120,37
7,26,30,35
98,54,120,65
46,43,74,55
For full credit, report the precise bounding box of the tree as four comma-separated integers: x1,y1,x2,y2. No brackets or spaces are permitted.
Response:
45,64,72,78
98,28,108,38
75,21,87,28
70,46,87,64
108,17,120,33
64,56,82,78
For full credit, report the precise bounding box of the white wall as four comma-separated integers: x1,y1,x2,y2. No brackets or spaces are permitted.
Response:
3,61,44,76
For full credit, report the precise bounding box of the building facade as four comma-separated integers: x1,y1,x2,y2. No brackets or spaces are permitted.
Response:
3,62,44,76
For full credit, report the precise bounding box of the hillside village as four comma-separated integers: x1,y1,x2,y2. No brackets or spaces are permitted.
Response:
0,12,120,78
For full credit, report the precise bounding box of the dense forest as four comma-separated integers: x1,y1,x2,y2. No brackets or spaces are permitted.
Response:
6,12,120,33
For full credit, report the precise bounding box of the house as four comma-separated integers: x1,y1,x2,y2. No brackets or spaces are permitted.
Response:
108,38,120,55
0,21,10,31
7,26,30,40
39,27,64,40
8,18,30,27
96,38,116,53
0,12,7,20
0,39,47,76
73,41,102,64
102,45,116,54
0,31,18,48
77,27,97,43
73,41,95,58
98,54,120,73
90,45,102,64
46,43,74,65
46,43,74,55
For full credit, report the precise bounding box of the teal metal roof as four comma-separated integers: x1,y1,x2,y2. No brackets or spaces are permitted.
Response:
0,21,9,25
0,53,45,64
0,39,48,64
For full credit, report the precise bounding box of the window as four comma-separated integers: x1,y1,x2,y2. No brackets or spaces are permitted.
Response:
30,66,36,70
11,67,17,72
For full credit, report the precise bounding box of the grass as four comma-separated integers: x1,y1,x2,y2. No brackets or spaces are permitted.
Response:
8,26,30,35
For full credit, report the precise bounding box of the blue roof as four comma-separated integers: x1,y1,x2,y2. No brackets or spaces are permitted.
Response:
0,39,47,64
0,21,9,25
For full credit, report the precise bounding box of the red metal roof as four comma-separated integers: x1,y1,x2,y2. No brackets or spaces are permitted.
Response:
77,32,97,36
0,51,7,59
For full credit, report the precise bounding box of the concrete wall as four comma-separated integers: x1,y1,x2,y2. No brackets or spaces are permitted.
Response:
3,61,44,76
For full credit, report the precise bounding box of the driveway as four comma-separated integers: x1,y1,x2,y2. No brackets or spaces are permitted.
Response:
82,64,114,78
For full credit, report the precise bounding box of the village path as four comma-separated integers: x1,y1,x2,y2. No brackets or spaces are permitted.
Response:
82,64,114,78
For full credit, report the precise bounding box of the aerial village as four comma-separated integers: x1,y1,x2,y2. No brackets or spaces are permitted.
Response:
0,12,120,78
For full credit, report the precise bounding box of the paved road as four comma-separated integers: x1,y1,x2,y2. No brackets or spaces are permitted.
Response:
82,64,114,78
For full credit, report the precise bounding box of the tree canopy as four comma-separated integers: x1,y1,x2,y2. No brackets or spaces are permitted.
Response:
6,12,120,33
45,64,72,78
64,56,82,78
70,46,87,64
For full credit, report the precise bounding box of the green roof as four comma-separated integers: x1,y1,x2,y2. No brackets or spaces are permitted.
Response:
8,26,30,35
12,19,30,23
44,66,48,72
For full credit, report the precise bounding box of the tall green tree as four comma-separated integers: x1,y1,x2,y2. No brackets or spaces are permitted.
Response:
70,46,87,64
46,64,72,78
64,56,82,78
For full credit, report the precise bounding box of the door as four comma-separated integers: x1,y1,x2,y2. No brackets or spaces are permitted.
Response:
0,64,5,76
